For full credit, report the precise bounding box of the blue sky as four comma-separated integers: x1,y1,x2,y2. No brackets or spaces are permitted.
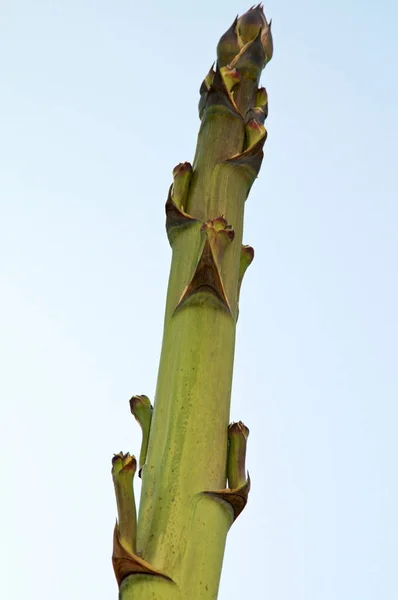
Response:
1,1,397,598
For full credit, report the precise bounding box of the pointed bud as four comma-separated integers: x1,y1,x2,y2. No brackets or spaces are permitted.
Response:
217,17,240,68
237,4,267,46
230,29,266,82
261,19,273,64
237,5,273,67
199,64,216,96
129,394,152,426
201,216,235,268
255,87,268,120
256,86,268,108
227,421,249,490
112,451,137,478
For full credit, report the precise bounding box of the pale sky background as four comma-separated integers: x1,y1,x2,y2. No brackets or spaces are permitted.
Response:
1,1,397,599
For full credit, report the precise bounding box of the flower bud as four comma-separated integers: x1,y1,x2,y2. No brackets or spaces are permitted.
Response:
237,4,267,46
237,5,273,67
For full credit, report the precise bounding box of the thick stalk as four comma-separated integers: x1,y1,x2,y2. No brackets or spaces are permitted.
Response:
114,6,273,598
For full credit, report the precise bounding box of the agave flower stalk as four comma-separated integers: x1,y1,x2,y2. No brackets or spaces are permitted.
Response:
112,5,273,598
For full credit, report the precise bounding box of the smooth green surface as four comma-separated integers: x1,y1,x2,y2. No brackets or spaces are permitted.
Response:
120,575,181,600
133,161,257,593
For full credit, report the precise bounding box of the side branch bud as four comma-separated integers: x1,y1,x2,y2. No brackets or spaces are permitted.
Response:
129,395,153,476
176,216,235,313
238,245,254,299
227,421,249,490
112,452,137,555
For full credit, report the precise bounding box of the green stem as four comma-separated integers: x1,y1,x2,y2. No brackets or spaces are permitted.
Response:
116,7,273,598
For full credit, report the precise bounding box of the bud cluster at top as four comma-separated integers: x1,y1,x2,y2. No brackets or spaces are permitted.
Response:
217,4,273,72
